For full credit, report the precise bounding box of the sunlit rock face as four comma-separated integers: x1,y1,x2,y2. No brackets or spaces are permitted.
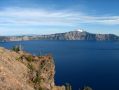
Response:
0,47,65,90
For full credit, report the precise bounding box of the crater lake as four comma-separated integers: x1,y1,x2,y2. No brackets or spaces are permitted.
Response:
0,40,119,90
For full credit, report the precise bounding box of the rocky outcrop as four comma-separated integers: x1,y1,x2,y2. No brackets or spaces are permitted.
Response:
0,47,65,90
0,30,119,41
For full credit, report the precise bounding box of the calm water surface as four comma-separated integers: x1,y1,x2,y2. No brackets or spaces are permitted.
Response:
0,40,119,90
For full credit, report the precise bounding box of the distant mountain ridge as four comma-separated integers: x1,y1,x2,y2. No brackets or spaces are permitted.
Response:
0,30,119,41
39,30,119,40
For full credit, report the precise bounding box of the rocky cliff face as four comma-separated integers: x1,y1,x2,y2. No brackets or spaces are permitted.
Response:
0,31,119,41
38,31,119,40
0,47,65,90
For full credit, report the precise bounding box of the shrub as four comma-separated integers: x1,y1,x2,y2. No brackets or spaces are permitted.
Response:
26,56,33,62
27,63,34,71
65,83,72,90
33,71,41,84
12,45,22,52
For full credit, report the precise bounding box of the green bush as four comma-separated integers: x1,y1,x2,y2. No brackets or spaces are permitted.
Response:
27,63,34,71
33,71,41,84
26,56,33,62
65,83,72,90
12,45,22,52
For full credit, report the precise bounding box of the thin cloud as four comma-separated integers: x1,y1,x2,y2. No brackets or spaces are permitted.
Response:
0,8,119,26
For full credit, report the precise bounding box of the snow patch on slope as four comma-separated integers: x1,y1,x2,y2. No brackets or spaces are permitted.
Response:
76,29,84,32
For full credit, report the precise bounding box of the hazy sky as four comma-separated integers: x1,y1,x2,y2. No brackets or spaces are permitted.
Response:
0,0,119,35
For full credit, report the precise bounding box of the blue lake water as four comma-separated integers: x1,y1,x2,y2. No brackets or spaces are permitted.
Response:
0,40,119,90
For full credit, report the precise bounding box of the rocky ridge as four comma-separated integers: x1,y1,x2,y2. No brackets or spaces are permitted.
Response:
0,47,65,90
0,30,119,41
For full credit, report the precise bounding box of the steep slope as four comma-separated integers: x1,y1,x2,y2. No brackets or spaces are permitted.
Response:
0,47,65,90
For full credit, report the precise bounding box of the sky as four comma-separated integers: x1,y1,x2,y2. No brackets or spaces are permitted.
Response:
0,0,119,36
